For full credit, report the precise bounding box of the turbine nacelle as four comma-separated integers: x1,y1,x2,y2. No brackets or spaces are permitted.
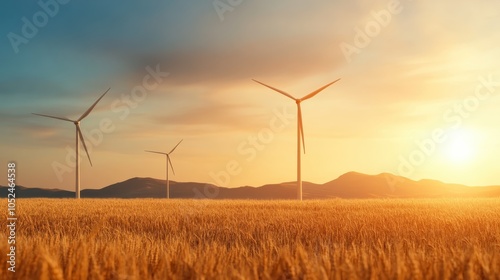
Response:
32,88,111,169
145,139,183,175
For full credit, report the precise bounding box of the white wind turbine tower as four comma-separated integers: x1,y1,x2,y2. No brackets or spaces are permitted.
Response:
145,139,183,199
253,79,341,201
32,88,111,199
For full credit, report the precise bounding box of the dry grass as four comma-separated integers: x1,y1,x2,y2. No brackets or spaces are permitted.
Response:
1,198,499,279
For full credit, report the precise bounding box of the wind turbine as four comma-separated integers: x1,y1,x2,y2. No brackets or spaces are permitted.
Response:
145,139,183,199
252,78,341,200
32,88,111,199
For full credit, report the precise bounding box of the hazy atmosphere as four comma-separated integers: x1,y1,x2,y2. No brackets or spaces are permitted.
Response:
1,0,500,190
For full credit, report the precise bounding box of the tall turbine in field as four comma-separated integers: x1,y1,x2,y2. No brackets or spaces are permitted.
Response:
145,139,183,199
252,79,341,200
33,88,111,199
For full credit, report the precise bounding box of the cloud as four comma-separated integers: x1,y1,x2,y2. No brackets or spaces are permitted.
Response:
151,101,263,133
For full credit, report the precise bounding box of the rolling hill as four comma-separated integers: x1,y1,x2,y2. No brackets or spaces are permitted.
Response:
2,172,500,199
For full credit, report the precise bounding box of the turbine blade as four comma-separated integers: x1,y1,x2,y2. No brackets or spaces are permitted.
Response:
252,79,296,100
76,125,93,166
168,139,183,154
32,113,73,122
78,88,111,121
300,78,341,102
145,150,168,155
298,104,306,154
167,155,175,176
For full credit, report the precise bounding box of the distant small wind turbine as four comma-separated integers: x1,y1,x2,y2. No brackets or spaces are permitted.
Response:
33,88,111,199
145,139,183,199
252,78,341,200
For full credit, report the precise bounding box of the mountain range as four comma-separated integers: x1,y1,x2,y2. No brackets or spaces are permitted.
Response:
2,172,500,199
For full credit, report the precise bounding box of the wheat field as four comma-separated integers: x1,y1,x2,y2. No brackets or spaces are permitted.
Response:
1,198,499,279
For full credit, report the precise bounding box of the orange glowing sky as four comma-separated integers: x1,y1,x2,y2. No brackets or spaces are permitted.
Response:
1,1,499,190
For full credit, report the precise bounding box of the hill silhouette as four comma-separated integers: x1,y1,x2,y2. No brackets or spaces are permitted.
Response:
2,172,499,199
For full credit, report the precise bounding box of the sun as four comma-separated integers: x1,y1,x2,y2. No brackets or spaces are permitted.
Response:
445,129,477,164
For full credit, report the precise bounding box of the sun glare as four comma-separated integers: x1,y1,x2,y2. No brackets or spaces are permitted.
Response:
445,130,477,164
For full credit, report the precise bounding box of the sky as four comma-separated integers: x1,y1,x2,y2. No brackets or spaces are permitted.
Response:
1,0,500,191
